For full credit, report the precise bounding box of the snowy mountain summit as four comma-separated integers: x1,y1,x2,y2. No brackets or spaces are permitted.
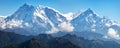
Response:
71,8,120,40
0,3,66,35
0,3,120,41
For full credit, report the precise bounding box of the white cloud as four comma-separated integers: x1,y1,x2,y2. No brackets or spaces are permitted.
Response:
63,12,73,21
91,29,96,32
58,22,74,32
105,23,111,27
108,28,120,39
46,27,59,34
6,19,23,28
0,19,23,29
24,22,30,27
103,35,109,39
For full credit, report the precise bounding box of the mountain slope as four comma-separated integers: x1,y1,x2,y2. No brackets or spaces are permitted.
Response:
71,8,120,40
0,31,32,48
0,3,66,35
61,34,120,48
4,34,81,48
3,34,120,48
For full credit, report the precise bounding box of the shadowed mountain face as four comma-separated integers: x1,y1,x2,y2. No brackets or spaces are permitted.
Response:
47,37,81,48
3,32,81,48
0,31,32,48
61,34,120,48
4,38,48,48
1,31,120,48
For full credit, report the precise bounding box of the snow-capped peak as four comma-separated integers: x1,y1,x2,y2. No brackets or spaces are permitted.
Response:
85,8,94,14
0,4,67,35
81,8,95,17
71,8,120,41
20,3,34,11
44,6,63,15
22,3,33,8
6,3,35,21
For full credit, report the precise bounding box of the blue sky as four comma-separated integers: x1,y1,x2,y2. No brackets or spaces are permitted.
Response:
0,0,120,22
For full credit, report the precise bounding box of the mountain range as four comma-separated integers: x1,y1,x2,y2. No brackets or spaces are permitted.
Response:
1,3,120,47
